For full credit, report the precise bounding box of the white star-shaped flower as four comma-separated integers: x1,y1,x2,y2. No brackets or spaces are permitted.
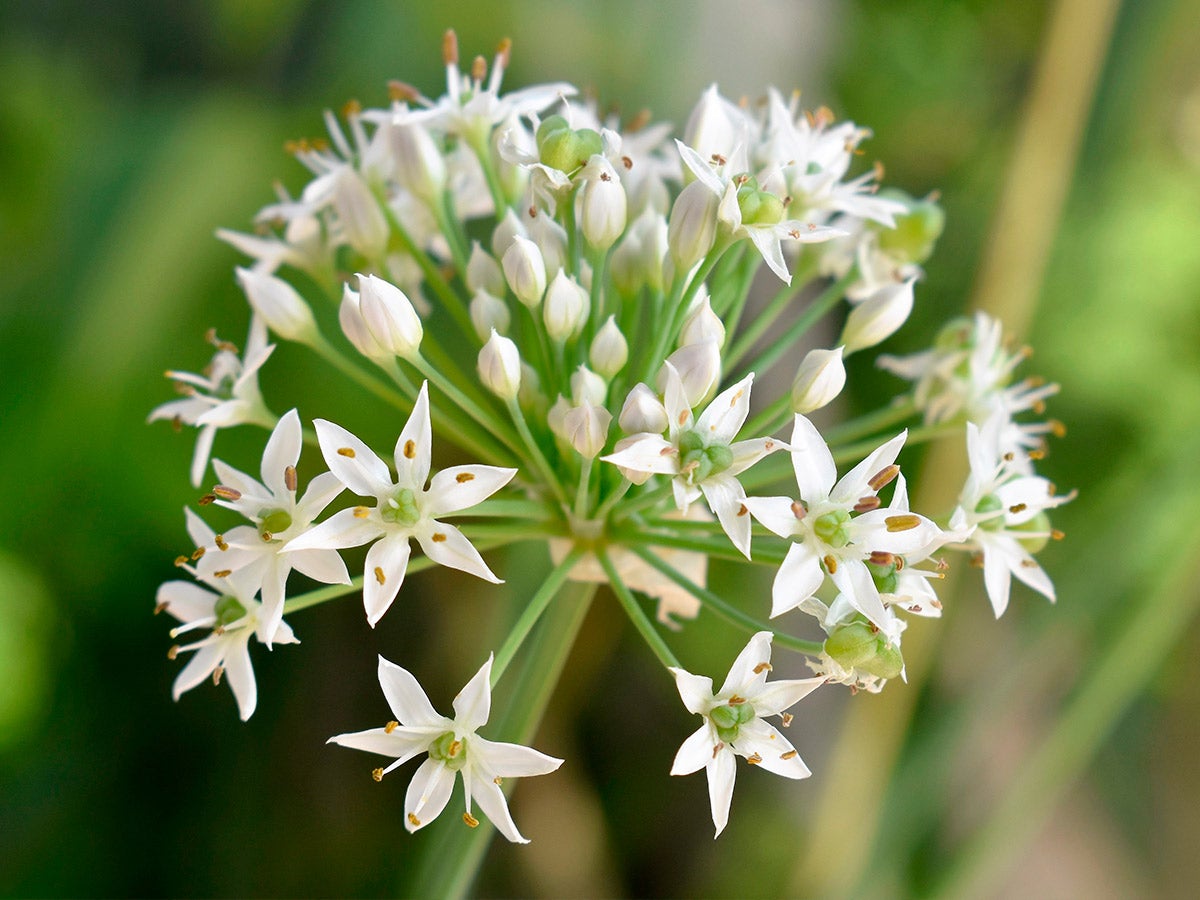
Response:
670,632,823,837
197,409,349,646
283,382,517,626
329,654,562,843
601,365,783,557
149,317,276,487
744,415,942,640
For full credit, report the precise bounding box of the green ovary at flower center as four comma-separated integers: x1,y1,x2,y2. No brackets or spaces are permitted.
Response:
813,509,852,548
380,488,421,526
736,176,786,226
866,559,899,594
259,508,293,535
975,493,1004,531
677,430,733,483
214,595,247,629
429,731,468,772
709,700,756,744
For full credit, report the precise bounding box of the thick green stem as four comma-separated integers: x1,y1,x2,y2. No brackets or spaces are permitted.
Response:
403,582,598,899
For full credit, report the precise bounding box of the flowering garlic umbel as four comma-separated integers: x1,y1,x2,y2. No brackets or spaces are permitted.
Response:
150,31,1071,847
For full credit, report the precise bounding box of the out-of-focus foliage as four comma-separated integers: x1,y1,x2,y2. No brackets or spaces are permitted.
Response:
1,1,1198,896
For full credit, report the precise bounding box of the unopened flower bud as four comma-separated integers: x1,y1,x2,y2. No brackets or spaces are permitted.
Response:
477,329,521,400
876,191,945,265
502,235,547,308
589,316,629,378
660,340,721,407
319,166,388,261
679,290,725,348
517,362,545,415
683,84,741,164
570,365,607,406
840,279,915,353
611,210,668,295
491,208,527,257
466,241,506,296
668,180,719,271
547,394,571,441
543,270,589,342
357,274,423,359
578,155,627,250
388,120,446,203
562,401,612,458
469,290,511,342
237,268,318,345
528,214,569,278
339,284,383,359
610,434,655,484
619,383,668,434
791,347,846,413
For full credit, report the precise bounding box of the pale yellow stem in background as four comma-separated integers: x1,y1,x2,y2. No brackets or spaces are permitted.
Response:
791,0,1122,896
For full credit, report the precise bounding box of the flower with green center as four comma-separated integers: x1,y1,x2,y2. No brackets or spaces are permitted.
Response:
602,363,783,558
199,408,348,646
283,382,517,626
328,654,562,843
670,632,823,837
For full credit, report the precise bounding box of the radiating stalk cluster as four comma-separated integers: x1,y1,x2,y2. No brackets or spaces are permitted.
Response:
151,31,1071,841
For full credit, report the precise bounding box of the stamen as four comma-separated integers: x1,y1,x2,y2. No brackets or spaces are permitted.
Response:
432,533,447,542
198,494,216,505
212,666,224,686
174,555,188,567
1020,559,1039,568
1029,449,1046,460
737,504,749,517
1009,503,1027,514
622,156,633,170
627,108,651,132
388,80,419,102
868,465,900,492
154,601,168,615
191,547,206,561
495,37,512,68
374,567,386,585
463,812,479,828
823,554,838,574
408,813,421,827
791,501,806,520
854,496,881,513
746,753,763,765
1049,420,1067,438
456,472,475,483
284,466,298,492
678,409,689,426
213,569,232,579
931,599,943,610
471,55,486,83
372,768,384,782
442,29,458,65
354,506,370,518
781,713,793,727
385,720,399,733
259,532,273,542
341,99,362,118
167,645,179,660
214,534,229,551
337,447,356,458
753,662,772,674
493,776,503,785
727,695,747,705
885,514,921,532
403,440,416,459
712,742,724,758
781,750,798,760
869,551,896,566
213,485,241,501
1051,529,1065,540
910,604,922,613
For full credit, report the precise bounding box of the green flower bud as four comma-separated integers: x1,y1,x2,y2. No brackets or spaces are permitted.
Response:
877,191,945,265
824,622,878,669
736,182,786,226
857,642,904,680
536,116,603,174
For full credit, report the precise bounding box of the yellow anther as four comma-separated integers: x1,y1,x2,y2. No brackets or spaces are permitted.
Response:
868,465,900,492
213,485,241,501
884,514,921,532
752,662,772,674
781,713,793,728
385,720,399,733
463,812,479,828
432,533,447,543
493,776,503,785
471,55,487,82
284,466,298,492
374,567,386,585
198,494,216,505
174,555,188,567
353,506,370,518
712,742,725,758
154,601,168,615
823,554,838,574
678,410,689,426
212,666,224,686
408,813,421,827
214,534,229,551
727,695,747,705
260,532,273,542
854,496,881,513
167,645,179,660
737,504,748,517
1052,529,1065,541
403,439,416,459
746,753,763,765
213,569,232,579
191,547,206,561
388,80,419,103
372,768,384,782
780,749,798,760
337,447,356,458
456,472,474,483
442,29,458,65
495,37,512,66
341,98,362,119
1009,503,1027,514
791,501,806,520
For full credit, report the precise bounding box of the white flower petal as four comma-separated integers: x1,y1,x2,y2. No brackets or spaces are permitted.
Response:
696,374,754,443
471,736,563,777
742,496,801,539
707,747,736,838
327,726,435,766
394,382,432,489
315,419,393,498
830,558,891,633
424,465,518,517
600,434,679,476
751,676,824,717
296,471,347,520
223,640,258,720
363,535,412,626
746,224,791,283
981,541,1014,617
416,522,501,583
672,723,716,776
288,548,350,586
727,436,785,477
157,579,217,624
377,656,445,727
262,409,303,498
190,424,218,487
670,667,715,716
771,541,825,617
719,631,773,696
832,430,907,506
172,639,223,700
452,655,494,731
700,475,752,559
469,770,528,843
283,508,384,553
405,758,456,832
733,719,810,779
788,415,836,502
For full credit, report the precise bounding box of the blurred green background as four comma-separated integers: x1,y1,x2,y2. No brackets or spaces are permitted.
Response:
2,1,1199,897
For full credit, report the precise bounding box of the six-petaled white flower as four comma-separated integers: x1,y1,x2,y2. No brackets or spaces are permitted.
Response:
329,654,562,843
283,382,517,626
670,632,823,837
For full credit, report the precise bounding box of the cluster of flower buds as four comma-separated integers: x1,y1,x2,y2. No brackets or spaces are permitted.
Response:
151,32,1070,841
